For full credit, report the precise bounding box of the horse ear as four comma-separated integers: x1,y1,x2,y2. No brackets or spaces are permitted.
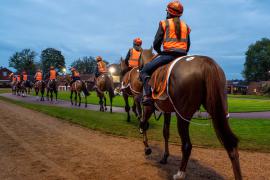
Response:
150,46,153,52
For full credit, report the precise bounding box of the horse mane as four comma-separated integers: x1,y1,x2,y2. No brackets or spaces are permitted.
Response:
141,47,155,66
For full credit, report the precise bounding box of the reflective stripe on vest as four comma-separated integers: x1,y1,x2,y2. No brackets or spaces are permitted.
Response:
23,74,28,81
73,71,80,77
36,72,42,81
161,19,190,53
98,61,107,73
129,48,141,68
50,70,56,80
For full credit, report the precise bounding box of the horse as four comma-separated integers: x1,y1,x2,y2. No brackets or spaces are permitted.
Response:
120,58,143,122
95,73,114,113
9,75,17,95
46,79,58,101
139,49,242,180
34,80,46,101
65,75,89,108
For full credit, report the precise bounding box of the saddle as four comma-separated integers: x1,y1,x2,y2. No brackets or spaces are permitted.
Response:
121,68,139,88
149,55,193,100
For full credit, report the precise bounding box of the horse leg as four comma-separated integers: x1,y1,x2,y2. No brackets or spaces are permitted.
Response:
50,90,53,102
85,95,87,108
173,115,192,180
55,89,58,101
104,96,107,111
78,92,81,107
70,91,74,105
123,93,130,122
160,113,171,164
110,93,113,113
131,98,138,118
135,95,142,120
140,105,154,155
99,96,104,112
75,92,77,106
46,89,49,101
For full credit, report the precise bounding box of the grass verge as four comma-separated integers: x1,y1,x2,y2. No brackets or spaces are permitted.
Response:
0,96,269,152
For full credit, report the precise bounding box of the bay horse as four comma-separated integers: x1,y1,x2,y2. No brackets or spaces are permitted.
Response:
95,73,114,113
139,49,242,180
65,75,89,108
120,58,143,122
46,79,58,101
34,80,46,101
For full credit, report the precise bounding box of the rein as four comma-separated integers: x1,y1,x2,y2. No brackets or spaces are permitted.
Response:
153,110,163,121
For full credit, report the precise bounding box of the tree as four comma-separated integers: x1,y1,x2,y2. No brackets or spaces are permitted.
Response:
71,56,97,74
9,49,37,75
71,56,109,74
41,48,65,74
242,38,270,82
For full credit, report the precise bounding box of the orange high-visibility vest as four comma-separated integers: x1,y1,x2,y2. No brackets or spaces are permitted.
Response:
17,76,21,82
12,76,17,82
50,70,57,80
73,70,80,77
160,18,190,53
129,48,141,68
97,61,108,73
23,74,28,81
35,72,42,81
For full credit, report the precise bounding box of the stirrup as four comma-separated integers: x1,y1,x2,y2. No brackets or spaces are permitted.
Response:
142,95,153,106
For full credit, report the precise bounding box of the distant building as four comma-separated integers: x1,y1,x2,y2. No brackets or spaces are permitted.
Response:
0,67,12,87
227,80,247,95
247,81,270,95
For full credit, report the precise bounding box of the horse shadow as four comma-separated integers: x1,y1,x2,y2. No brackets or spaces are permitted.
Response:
145,144,225,180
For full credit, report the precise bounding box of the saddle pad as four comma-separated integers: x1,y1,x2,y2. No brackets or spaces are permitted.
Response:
149,63,171,100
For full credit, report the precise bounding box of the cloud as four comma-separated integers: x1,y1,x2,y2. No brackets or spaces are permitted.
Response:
0,0,270,79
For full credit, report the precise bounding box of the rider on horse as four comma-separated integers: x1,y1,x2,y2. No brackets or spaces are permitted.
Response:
125,38,143,69
34,69,43,82
70,67,80,86
95,56,108,78
48,66,58,81
22,70,30,86
140,0,191,105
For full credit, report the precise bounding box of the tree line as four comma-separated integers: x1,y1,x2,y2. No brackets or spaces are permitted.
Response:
9,48,108,75
8,38,270,82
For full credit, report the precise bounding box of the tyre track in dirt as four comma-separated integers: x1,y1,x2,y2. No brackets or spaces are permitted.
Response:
0,99,269,180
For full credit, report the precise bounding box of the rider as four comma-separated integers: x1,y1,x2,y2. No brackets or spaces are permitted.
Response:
70,67,81,86
70,67,89,96
22,70,30,86
95,56,108,78
16,74,21,83
125,38,143,68
34,69,43,82
48,66,58,81
140,0,191,105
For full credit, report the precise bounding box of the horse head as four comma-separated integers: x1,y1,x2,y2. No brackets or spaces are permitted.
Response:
141,47,155,67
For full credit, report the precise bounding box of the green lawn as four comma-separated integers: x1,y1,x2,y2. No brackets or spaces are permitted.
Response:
2,88,270,112
42,91,270,113
1,96,269,152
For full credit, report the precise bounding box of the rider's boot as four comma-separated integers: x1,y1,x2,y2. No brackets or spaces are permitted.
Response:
142,78,153,106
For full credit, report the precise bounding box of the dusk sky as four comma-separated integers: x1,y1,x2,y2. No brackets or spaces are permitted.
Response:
1,0,270,79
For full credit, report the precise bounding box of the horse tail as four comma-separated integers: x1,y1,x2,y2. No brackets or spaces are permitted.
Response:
204,58,238,151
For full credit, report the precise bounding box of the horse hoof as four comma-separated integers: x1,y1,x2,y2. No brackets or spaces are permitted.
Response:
85,105,87,108
173,171,186,180
145,147,152,155
159,158,167,164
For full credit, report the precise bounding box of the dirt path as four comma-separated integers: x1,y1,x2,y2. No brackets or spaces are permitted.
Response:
0,100,269,180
